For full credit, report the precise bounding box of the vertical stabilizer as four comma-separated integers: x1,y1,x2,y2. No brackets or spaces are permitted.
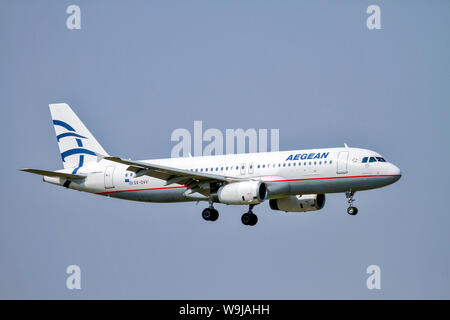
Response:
49,103,108,171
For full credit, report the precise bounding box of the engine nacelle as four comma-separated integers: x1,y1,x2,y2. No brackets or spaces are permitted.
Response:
217,181,267,205
269,194,325,212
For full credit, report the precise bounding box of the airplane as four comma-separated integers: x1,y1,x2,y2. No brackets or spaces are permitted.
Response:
20,103,402,226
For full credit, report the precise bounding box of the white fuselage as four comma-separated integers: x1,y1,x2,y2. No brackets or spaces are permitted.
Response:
44,147,401,203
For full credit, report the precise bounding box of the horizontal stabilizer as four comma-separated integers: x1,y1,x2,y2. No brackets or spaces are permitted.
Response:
20,168,86,180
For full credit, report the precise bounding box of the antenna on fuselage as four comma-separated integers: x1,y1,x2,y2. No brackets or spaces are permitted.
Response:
344,143,349,149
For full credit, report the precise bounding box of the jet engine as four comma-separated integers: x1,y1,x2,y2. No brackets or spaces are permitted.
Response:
269,194,325,212
217,181,267,205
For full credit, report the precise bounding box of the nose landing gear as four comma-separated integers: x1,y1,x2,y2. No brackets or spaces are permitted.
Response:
346,191,358,215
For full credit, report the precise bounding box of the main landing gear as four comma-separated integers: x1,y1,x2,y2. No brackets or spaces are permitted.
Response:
241,204,258,226
202,201,219,222
346,191,358,215
201,202,258,226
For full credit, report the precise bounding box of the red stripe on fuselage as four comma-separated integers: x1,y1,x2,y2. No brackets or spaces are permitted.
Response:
265,174,401,183
96,174,401,195
96,185,186,195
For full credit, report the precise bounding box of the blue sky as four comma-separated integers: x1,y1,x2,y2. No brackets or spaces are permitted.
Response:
1,0,449,299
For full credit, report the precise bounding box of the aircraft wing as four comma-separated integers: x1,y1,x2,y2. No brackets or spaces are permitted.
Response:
20,168,86,180
103,156,242,186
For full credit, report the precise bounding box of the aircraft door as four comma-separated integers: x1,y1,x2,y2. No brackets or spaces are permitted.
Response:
248,163,254,174
337,152,349,174
104,166,115,189
240,163,246,175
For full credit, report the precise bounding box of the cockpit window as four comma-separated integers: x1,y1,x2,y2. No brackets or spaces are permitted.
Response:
362,156,387,163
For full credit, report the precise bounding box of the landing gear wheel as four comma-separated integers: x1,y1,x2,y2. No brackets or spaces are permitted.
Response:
249,213,258,226
345,191,358,216
202,208,212,221
347,206,358,215
241,213,250,225
209,209,219,221
241,213,258,226
202,208,219,221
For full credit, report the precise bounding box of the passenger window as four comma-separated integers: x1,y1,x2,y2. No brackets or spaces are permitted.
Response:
362,157,368,163
369,157,376,163
283,163,286,167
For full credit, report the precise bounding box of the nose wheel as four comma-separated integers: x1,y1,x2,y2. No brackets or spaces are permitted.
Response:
345,191,358,215
347,206,358,215
241,204,258,226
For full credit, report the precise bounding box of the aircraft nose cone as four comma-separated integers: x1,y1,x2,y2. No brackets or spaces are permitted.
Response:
389,164,402,182
393,164,401,176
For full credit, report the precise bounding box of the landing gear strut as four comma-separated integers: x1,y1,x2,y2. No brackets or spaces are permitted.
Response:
202,200,219,222
241,204,258,226
346,191,358,215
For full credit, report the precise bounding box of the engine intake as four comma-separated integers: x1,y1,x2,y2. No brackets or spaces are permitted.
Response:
269,194,325,212
218,181,267,205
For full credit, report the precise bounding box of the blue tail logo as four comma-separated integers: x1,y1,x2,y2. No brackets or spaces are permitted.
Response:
53,119,96,174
